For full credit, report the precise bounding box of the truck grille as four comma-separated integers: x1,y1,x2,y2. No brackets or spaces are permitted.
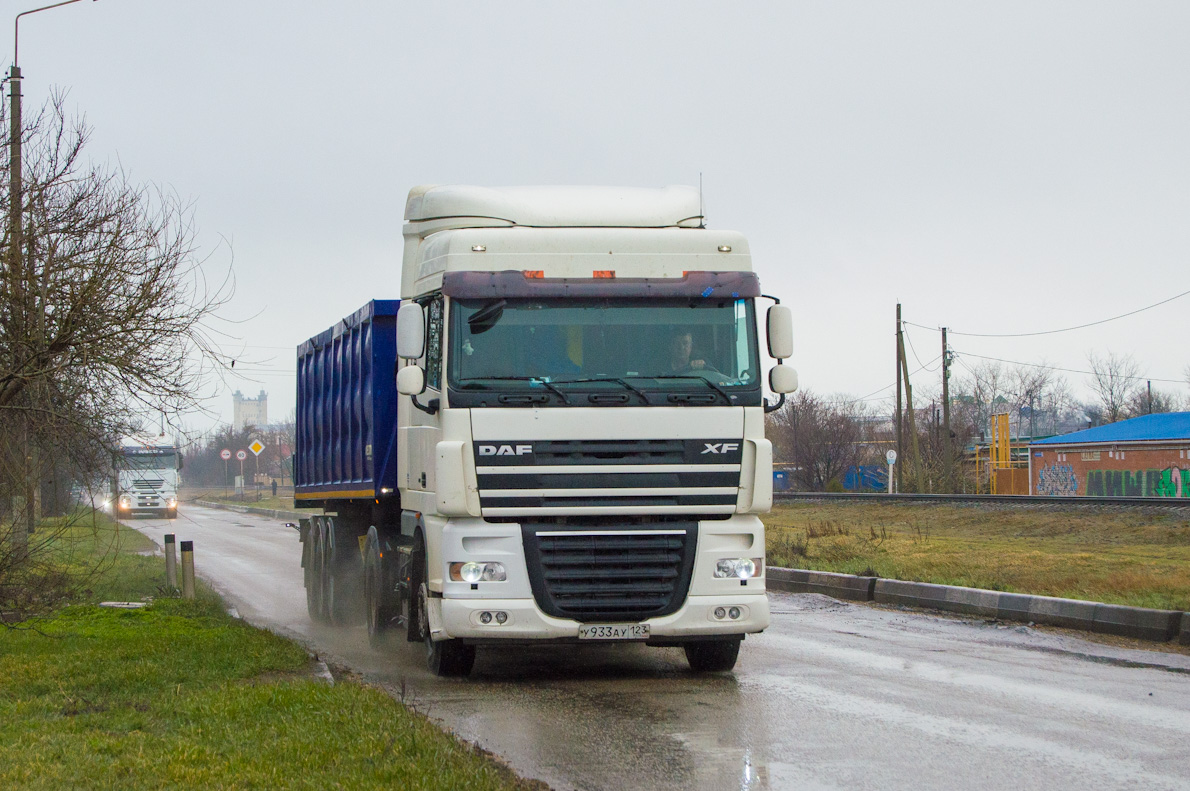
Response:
476,438,741,517
522,524,697,622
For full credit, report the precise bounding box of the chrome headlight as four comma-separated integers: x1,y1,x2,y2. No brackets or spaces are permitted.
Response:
449,561,507,583
714,557,762,579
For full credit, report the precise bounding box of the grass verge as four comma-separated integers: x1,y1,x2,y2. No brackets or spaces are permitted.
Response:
765,502,1190,611
0,513,535,790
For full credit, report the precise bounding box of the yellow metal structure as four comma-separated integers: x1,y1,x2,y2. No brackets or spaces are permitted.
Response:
989,413,1010,494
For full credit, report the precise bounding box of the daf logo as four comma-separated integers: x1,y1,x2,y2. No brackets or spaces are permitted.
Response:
478,444,533,456
701,442,740,455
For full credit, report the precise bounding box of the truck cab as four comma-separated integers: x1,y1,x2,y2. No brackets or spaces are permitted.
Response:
114,437,181,519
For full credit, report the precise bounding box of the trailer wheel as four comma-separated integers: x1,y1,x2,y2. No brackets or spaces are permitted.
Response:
304,520,320,620
684,638,741,672
308,516,331,623
364,527,397,648
411,538,474,677
325,516,363,626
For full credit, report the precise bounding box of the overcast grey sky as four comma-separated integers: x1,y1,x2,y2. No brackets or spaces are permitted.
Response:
16,1,1190,432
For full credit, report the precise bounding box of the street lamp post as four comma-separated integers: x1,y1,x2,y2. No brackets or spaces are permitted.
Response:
7,0,95,546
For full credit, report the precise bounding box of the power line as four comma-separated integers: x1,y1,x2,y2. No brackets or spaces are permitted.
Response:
902,325,940,373
836,354,943,406
905,287,1190,338
952,349,1184,385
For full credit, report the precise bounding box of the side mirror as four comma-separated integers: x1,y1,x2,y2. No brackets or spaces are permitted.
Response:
397,302,426,359
397,365,425,396
767,305,793,359
769,365,798,394
177,453,184,471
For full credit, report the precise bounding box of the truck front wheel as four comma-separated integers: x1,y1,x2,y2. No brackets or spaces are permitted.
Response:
684,638,741,672
364,527,398,648
411,539,475,677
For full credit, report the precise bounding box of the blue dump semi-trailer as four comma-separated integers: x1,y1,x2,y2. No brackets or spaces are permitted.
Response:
294,300,405,625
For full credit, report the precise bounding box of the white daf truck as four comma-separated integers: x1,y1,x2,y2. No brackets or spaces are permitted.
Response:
294,185,796,676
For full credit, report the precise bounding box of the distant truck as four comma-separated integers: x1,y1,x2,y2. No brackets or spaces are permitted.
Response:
293,185,797,676
114,437,181,519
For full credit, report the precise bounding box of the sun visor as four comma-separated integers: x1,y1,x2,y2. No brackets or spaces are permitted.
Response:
441,270,760,299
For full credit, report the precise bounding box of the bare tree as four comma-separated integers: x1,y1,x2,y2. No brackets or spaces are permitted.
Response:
950,359,1068,439
1086,351,1142,424
1,94,231,619
1123,386,1182,418
767,390,872,491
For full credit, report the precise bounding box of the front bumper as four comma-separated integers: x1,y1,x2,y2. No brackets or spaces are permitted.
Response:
435,592,770,643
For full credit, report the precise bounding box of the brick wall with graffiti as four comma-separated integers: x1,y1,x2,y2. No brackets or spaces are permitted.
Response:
1030,445,1190,497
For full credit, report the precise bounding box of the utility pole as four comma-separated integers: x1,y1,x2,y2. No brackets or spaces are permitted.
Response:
898,327,925,493
941,327,951,491
895,304,902,494
1147,380,1152,414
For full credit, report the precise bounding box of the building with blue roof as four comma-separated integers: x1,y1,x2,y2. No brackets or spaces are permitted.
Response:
1029,412,1190,498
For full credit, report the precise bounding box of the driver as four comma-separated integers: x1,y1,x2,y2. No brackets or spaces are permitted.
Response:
667,330,717,374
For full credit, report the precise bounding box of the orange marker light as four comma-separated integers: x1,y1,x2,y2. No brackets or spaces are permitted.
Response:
592,270,615,278
523,270,545,279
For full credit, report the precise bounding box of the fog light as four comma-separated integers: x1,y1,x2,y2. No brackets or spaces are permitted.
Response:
479,611,493,624
495,611,507,624
714,607,727,619
728,606,741,620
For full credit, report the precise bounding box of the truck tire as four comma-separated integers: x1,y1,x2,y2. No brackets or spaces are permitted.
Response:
684,638,741,672
325,516,363,626
411,537,475,677
304,519,323,621
166,508,177,520
307,516,330,623
364,527,398,648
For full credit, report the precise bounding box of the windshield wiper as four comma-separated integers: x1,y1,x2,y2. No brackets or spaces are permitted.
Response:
455,376,570,404
647,375,733,405
551,376,650,404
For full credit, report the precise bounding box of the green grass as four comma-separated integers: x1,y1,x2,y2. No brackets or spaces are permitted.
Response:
765,503,1190,610
0,515,533,790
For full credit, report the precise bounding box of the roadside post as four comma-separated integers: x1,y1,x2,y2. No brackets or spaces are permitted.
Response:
236,450,247,498
164,533,177,589
180,540,195,599
220,448,231,493
886,449,897,494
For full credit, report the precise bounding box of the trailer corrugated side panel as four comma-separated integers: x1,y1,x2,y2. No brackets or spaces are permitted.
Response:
294,300,400,501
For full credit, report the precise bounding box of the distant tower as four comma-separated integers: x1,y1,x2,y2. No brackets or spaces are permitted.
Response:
232,389,268,430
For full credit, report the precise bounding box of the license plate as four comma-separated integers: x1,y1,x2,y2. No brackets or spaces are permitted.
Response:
578,623,650,640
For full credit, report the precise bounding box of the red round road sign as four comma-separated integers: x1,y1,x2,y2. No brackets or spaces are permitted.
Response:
220,449,231,460
236,450,247,460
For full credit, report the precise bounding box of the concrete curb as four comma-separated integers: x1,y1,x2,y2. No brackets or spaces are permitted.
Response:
771,566,1186,643
195,499,306,522
768,568,875,601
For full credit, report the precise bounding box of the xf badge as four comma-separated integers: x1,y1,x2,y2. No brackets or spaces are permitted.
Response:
701,442,740,454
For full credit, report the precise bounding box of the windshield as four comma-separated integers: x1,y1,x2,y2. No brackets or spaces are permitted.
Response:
448,297,759,403
119,451,177,471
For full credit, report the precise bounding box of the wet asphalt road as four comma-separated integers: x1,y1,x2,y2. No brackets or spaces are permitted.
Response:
133,505,1190,791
